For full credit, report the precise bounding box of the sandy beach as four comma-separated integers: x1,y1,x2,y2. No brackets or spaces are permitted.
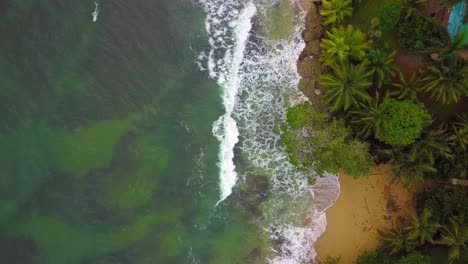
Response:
315,165,419,263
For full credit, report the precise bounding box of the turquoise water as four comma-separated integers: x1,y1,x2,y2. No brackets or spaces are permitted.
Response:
0,0,337,263
0,1,272,263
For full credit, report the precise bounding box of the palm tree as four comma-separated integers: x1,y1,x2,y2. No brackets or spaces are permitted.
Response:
320,0,353,26
426,32,467,61
379,222,417,255
393,72,424,102
319,62,373,112
411,125,454,163
321,25,369,66
449,114,468,151
437,219,468,263
422,58,468,104
350,95,389,139
389,147,437,186
363,49,397,88
386,124,451,185
406,208,440,245
398,0,427,20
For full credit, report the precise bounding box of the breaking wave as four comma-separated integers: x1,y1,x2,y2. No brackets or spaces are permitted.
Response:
197,0,341,262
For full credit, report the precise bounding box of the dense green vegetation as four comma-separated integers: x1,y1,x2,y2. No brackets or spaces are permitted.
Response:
359,188,468,264
378,2,402,30
281,103,374,178
363,49,397,88
288,0,468,262
422,58,468,104
377,99,431,146
320,0,353,26
319,62,373,111
397,13,448,51
320,25,369,66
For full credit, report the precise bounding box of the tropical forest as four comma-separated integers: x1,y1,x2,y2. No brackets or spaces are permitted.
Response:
289,0,468,263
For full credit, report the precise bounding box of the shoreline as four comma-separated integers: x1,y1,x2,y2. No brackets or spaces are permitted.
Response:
314,165,419,263
293,3,415,263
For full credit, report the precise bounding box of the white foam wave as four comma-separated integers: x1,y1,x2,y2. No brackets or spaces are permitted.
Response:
198,0,341,262
92,1,99,22
200,0,257,202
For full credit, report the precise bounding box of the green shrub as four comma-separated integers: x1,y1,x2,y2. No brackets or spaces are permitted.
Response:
397,13,449,51
281,103,375,178
420,187,468,226
376,99,431,146
378,3,402,31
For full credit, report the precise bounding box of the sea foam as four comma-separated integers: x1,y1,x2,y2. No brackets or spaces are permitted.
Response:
198,0,341,262
202,0,256,202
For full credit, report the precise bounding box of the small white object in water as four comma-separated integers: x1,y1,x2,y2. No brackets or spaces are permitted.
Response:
92,2,99,22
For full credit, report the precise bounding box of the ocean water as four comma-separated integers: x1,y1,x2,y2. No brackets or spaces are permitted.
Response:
0,0,339,263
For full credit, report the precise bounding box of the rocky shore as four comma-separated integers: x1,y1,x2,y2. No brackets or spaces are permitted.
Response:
297,1,325,101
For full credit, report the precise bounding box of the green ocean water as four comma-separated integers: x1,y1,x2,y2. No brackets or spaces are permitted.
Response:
0,1,270,263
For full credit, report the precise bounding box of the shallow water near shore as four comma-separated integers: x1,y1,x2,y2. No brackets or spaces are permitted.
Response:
0,0,339,263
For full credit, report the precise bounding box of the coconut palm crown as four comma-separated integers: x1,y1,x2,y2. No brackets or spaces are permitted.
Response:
363,49,398,88
406,208,440,245
350,94,389,139
321,25,369,66
422,59,468,104
320,0,353,26
437,219,468,263
319,62,373,112
379,222,417,255
394,72,424,102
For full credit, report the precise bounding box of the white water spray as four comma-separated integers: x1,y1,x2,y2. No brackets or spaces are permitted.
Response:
92,2,99,22
198,0,341,262
202,1,257,202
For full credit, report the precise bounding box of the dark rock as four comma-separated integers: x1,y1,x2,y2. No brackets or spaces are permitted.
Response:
302,28,324,43
299,41,321,60
305,41,321,55
302,29,313,42
311,24,325,40
305,5,318,23
305,9,323,30
298,78,318,100
297,57,322,78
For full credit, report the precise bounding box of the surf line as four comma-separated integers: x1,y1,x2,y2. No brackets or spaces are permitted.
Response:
92,1,99,22
212,2,257,204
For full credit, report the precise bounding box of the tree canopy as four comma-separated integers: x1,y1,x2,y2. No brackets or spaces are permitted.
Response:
376,99,431,146
320,0,353,26
319,62,373,112
321,24,369,66
422,59,468,104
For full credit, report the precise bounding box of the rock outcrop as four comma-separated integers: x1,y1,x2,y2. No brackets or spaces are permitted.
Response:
297,2,325,100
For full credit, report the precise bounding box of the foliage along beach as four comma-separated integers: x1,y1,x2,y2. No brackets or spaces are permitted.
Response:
293,0,468,263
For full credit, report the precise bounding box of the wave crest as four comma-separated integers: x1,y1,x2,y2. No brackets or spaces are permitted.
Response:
198,0,341,262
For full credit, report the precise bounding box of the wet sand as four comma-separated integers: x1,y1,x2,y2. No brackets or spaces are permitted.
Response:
314,165,419,263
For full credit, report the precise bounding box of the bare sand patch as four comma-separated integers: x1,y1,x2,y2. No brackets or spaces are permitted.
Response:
314,165,420,264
